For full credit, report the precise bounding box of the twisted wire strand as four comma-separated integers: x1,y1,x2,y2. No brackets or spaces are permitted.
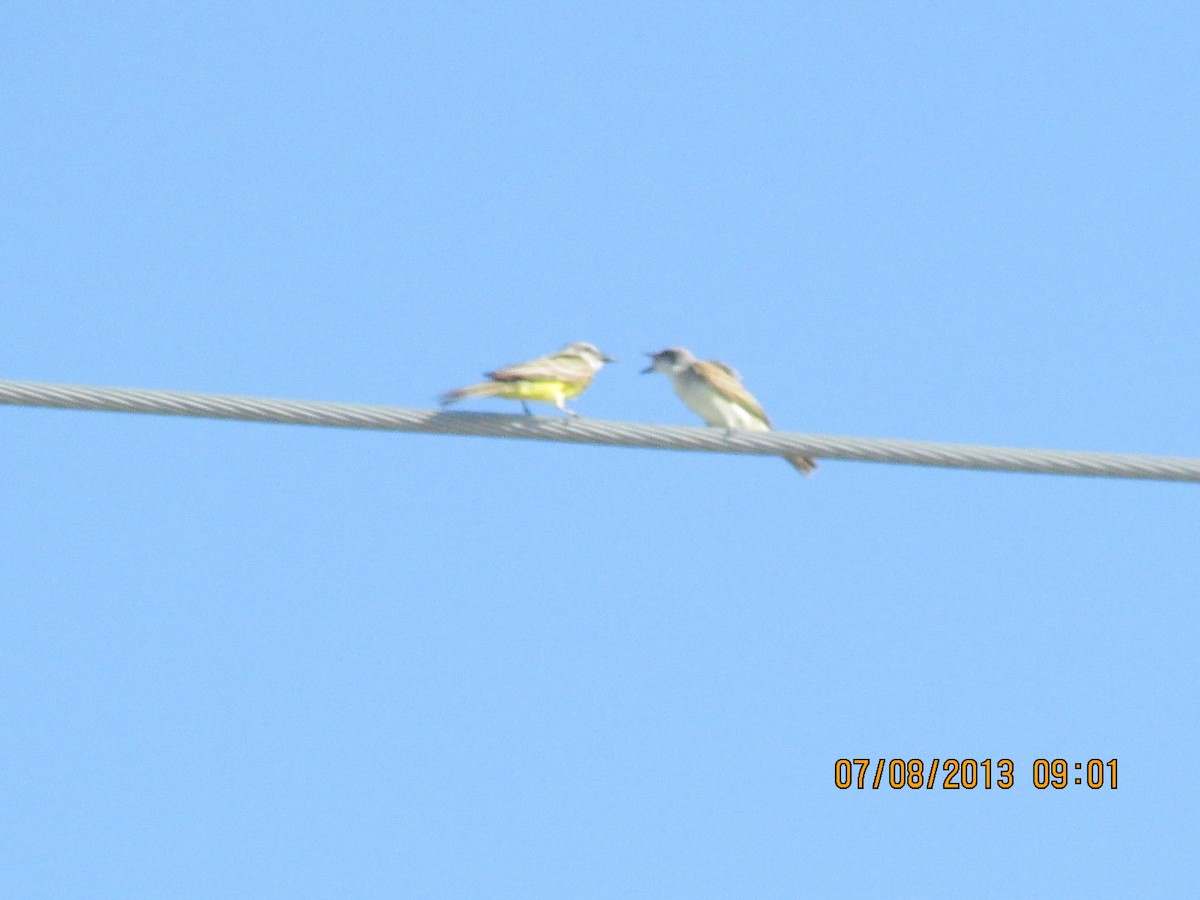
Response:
1,378,1196,483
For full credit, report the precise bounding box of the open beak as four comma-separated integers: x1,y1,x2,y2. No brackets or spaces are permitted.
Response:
640,352,658,374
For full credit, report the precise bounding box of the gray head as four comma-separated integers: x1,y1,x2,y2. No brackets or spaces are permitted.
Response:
559,341,616,371
641,346,698,375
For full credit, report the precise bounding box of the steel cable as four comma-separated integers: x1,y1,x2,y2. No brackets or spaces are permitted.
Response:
1,378,1196,482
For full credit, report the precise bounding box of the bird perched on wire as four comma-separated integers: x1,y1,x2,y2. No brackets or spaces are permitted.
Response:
440,341,616,417
642,346,817,475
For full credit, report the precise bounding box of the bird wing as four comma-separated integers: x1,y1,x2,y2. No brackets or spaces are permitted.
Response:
487,351,594,386
693,359,771,426
708,360,742,381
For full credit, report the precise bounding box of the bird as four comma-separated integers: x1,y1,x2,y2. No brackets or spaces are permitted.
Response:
440,341,616,417
642,346,817,474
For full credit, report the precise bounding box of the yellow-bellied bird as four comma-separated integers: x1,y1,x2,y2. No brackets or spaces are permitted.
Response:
440,341,615,417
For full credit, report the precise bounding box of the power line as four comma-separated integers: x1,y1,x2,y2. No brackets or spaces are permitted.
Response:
0,378,1196,483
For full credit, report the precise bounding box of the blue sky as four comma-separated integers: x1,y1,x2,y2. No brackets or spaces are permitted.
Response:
3,2,1198,896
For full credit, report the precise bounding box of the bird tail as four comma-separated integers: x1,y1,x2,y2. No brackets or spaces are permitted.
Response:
785,454,818,476
439,381,507,406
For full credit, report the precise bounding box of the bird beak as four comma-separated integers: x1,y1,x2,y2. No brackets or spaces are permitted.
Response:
641,352,657,374
602,354,617,363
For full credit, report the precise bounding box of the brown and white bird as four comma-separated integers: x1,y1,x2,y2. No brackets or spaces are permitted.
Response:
440,341,615,417
642,346,816,475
